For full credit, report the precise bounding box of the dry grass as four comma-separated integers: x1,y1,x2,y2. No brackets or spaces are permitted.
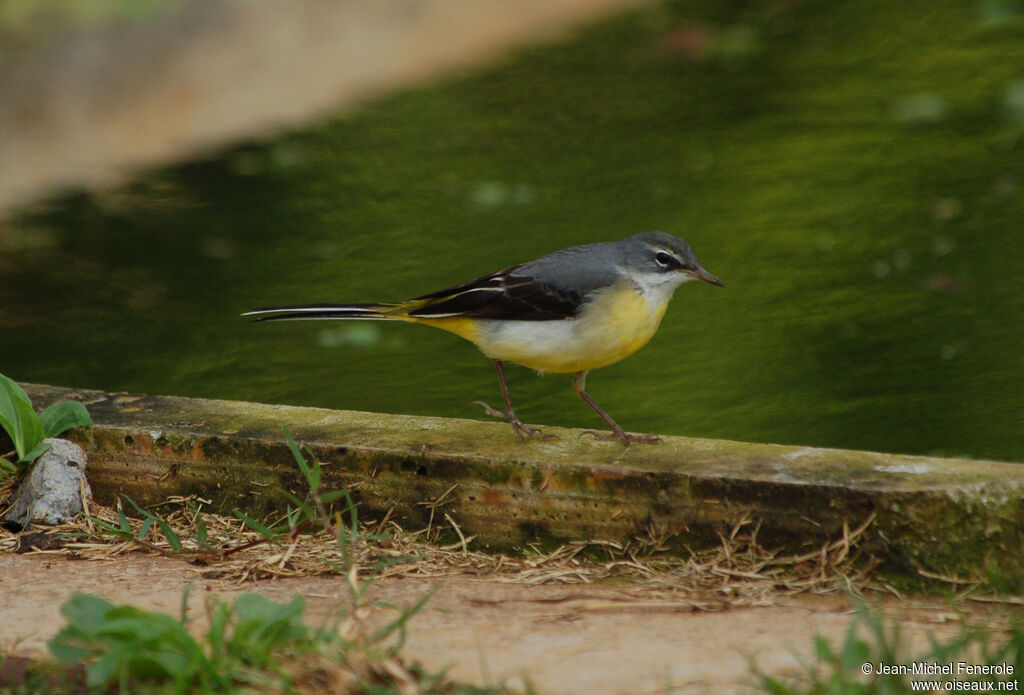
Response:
0,493,880,609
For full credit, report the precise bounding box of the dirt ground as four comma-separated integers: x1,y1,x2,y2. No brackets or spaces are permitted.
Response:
0,552,973,695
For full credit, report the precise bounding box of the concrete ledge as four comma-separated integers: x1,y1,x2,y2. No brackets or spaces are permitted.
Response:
19,384,1024,580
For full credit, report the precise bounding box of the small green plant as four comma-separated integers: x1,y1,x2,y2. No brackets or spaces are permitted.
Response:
757,602,1023,695
49,591,230,692
0,373,91,473
274,430,420,607
45,590,465,694
758,602,905,695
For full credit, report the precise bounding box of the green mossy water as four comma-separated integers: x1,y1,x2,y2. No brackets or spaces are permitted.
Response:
2,0,1023,461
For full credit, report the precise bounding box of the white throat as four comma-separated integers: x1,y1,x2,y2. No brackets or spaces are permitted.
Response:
630,270,691,305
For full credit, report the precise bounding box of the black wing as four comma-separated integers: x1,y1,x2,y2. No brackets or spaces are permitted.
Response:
407,265,583,321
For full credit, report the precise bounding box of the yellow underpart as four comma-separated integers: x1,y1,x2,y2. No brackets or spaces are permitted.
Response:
409,284,666,374
516,284,669,373
584,285,670,367
404,316,482,343
389,283,670,374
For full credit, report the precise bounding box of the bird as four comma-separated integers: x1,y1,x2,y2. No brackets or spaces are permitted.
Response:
244,231,723,444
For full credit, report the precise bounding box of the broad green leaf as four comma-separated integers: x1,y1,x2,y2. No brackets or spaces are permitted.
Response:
231,595,308,658
814,635,835,662
234,593,304,625
40,400,92,438
59,593,116,635
0,373,46,461
21,440,52,463
47,628,93,665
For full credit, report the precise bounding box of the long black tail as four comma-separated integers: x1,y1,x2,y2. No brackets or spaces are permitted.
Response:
242,303,398,322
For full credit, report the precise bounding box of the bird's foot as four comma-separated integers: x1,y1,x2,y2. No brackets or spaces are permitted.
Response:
580,429,662,446
473,401,554,440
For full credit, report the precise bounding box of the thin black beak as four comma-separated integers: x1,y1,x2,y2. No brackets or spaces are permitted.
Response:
694,265,724,287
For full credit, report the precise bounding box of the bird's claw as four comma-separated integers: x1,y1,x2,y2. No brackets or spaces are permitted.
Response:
473,401,554,440
472,400,506,419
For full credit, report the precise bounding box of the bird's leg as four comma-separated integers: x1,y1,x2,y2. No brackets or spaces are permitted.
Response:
574,371,661,445
474,360,554,440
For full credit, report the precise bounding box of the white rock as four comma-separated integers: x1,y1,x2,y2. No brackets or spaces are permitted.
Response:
4,438,91,527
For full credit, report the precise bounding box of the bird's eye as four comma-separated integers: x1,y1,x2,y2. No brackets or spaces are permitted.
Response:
655,251,679,269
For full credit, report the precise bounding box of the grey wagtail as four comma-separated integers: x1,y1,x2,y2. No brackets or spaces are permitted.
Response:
244,232,722,444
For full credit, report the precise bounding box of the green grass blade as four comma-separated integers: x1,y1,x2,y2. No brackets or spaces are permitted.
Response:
281,489,316,520
284,429,320,493
195,511,209,550
234,510,276,539
368,589,434,647
117,504,132,533
319,489,355,505
156,519,183,551
301,445,321,492
81,512,132,538
137,516,155,541
123,496,152,518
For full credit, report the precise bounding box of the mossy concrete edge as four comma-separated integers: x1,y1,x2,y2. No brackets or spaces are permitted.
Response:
21,383,1024,580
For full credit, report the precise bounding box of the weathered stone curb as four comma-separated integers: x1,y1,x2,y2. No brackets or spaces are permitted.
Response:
21,383,1024,580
